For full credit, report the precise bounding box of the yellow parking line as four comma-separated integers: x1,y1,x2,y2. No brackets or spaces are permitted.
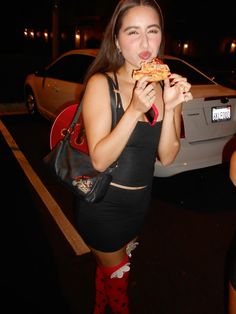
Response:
0,119,90,256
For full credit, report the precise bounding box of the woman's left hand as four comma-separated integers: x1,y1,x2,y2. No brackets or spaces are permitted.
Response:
163,73,193,111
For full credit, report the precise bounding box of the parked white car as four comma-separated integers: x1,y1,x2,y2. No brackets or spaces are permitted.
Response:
24,49,236,177
24,49,99,120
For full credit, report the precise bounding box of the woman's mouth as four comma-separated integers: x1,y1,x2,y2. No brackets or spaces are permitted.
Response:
138,51,151,60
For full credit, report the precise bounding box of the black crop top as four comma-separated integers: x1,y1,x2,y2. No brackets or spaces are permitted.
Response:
111,120,162,186
110,73,163,187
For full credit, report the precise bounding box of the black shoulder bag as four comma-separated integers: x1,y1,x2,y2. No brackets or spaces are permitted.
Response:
43,74,118,203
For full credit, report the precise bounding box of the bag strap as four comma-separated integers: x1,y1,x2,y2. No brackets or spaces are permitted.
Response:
68,73,118,132
113,72,122,108
103,72,118,129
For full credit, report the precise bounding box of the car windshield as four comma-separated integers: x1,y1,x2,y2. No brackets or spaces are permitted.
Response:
165,59,214,85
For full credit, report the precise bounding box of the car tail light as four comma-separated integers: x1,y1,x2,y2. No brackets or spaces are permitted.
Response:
180,114,185,138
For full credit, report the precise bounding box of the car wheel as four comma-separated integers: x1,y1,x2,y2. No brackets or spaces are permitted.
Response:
25,88,38,116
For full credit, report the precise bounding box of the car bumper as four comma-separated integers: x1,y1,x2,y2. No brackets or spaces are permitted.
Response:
154,136,233,177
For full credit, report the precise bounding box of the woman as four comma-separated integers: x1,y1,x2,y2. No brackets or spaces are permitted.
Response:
75,1,193,313
228,150,236,314
230,150,236,186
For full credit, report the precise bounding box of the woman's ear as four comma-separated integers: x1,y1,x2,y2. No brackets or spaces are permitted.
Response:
115,38,121,53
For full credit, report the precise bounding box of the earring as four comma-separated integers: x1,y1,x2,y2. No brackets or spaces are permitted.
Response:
117,46,121,54
115,38,121,54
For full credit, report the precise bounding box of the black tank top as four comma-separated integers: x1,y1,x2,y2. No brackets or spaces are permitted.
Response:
111,73,163,187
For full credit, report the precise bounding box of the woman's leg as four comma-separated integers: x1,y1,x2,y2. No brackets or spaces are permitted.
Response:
93,264,108,314
92,246,131,314
229,281,236,314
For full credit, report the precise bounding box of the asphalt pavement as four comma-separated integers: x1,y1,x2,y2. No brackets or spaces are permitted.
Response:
0,131,72,313
2,52,236,313
1,111,236,314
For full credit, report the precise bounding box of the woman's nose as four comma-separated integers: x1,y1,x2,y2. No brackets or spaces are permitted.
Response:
140,34,149,48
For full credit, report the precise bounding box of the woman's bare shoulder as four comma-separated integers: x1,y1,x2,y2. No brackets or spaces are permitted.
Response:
230,150,236,186
87,72,111,87
231,150,236,160
83,73,111,109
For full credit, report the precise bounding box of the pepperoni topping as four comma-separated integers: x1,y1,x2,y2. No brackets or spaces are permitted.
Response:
154,57,164,64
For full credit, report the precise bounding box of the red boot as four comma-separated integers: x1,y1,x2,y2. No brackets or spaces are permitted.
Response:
100,255,130,314
93,265,108,314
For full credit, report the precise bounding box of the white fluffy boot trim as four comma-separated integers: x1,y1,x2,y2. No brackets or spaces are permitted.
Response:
110,263,131,279
126,240,139,258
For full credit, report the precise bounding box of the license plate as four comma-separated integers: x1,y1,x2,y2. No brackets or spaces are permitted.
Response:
211,105,231,123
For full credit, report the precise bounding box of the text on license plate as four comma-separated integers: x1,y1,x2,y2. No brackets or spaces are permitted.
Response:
211,105,231,123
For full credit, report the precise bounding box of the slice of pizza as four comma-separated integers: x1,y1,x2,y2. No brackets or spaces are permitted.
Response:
132,57,170,82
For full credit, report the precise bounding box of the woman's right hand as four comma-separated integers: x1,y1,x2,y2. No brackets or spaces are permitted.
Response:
131,76,157,114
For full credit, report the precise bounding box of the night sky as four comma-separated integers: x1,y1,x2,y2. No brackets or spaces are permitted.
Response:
3,0,236,31
1,0,236,52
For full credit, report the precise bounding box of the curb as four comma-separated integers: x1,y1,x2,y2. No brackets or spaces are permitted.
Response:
0,102,28,115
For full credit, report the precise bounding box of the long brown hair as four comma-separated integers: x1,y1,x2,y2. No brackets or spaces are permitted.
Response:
84,0,165,85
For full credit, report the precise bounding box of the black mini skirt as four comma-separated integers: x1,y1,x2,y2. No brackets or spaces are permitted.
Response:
74,184,151,252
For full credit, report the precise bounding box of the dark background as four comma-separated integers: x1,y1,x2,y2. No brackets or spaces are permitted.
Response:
1,0,236,103
1,0,236,54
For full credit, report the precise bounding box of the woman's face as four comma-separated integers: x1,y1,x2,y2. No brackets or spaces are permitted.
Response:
117,5,162,70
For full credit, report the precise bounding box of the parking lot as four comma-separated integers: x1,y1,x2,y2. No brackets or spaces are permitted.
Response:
1,53,236,314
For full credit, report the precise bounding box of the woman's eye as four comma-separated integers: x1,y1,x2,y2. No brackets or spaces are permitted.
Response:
148,29,159,34
127,30,139,35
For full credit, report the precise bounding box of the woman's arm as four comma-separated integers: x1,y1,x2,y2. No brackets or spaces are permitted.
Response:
158,73,192,165
230,150,236,186
158,103,182,165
